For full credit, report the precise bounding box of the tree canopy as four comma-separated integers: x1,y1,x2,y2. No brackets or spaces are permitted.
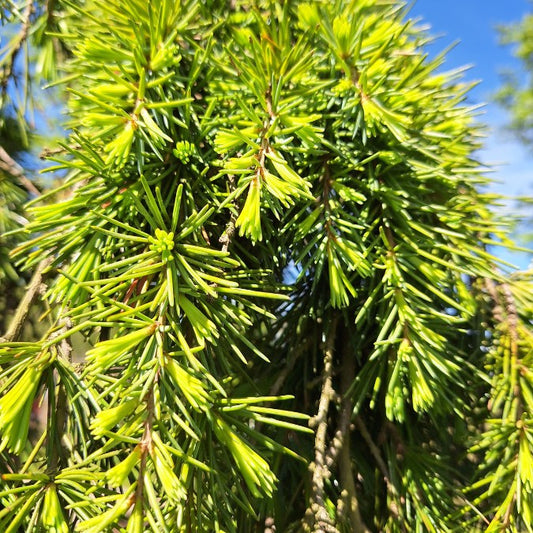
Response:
496,8,533,250
498,8,533,146
1,1,532,532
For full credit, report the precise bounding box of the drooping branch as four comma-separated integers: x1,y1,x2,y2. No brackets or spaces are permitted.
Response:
354,416,402,521
354,416,388,487
269,335,314,397
49,368,68,470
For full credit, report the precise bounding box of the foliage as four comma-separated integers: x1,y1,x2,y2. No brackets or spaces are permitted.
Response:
0,1,532,532
0,1,39,332
0,150,25,285
496,10,533,252
497,8,533,146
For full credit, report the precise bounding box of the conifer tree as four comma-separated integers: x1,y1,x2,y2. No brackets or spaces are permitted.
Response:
496,9,533,249
497,8,533,147
1,1,532,532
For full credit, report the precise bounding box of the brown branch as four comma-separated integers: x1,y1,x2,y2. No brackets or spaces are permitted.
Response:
485,279,523,410
336,339,370,533
39,143,81,160
1,258,52,343
0,145,41,196
354,416,401,521
322,157,332,223
44,0,57,25
501,283,519,358
484,278,503,324
55,316,73,363
306,315,340,533
265,83,275,119
134,387,155,523
322,334,400,528
48,316,73,471
219,176,236,253
354,416,388,482
251,337,314,437
49,371,68,469
483,279,519,351
482,278,524,529
269,335,314,398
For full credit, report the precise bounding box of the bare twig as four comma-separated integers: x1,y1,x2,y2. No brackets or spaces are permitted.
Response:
39,143,81,160
219,175,236,253
485,279,523,409
501,283,519,357
0,0,35,97
1,257,52,343
306,315,340,533
355,416,402,521
0,145,41,196
269,336,313,397
354,416,389,482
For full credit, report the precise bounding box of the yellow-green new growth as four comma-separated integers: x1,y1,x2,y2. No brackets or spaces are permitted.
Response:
86,323,158,372
149,228,175,263
40,484,69,533
90,399,139,438
165,357,212,412
213,416,276,498
75,486,135,533
106,447,142,487
0,360,48,453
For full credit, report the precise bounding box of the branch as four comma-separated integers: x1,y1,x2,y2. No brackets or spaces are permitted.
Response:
253,336,313,436
484,279,524,529
40,143,81,160
306,315,340,533
501,283,519,358
484,278,523,416
0,258,52,343
219,175,236,253
336,340,369,533
354,416,401,521
0,0,35,97
47,316,73,471
0,145,41,196
354,416,389,483
135,387,155,519
484,278,503,324
269,335,313,397
264,517,276,533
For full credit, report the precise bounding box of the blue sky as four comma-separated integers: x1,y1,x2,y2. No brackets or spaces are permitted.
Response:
407,1,533,269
